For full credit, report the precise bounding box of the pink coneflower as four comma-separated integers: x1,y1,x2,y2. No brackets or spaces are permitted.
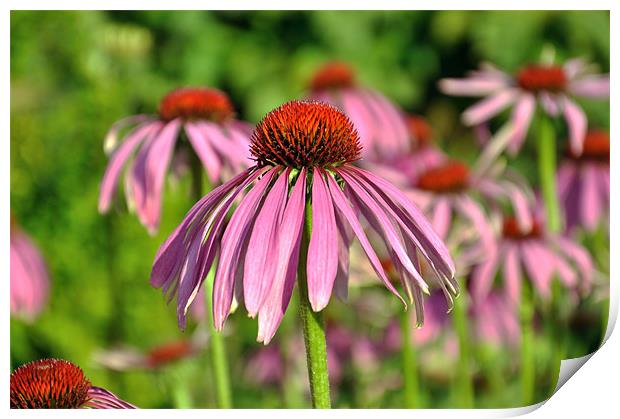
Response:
403,158,532,251
557,129,610,232
10,359,135,409
10,220,49,321
439,60,609,155
307,62,409,161
98,87,253,234
471,214,593,304
151,100,456,344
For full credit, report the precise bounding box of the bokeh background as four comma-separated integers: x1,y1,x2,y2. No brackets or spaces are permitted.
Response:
10,10,610,408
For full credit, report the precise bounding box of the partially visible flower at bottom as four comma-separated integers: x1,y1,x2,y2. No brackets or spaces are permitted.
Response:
557,129,610,233
10,220,50,321
10,359,136,409
151,100,457,344
470,213,594,304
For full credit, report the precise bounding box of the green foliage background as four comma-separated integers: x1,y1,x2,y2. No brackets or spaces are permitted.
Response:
10,11,609,408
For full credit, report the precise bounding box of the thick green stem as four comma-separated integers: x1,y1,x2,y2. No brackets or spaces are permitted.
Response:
297,200,331,408
400,309,420,408
537,113,562,233
190,156,232,408
452,279,474,408
520,284,535,405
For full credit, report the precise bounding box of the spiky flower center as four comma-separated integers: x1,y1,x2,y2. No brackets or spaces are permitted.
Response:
502,217,542,240
310,62,356,92
416,161,470,193
159,87,234,122
250,100,362,168
406,114,433,147
570,130,610,162
10,359,91,409
516,65,567,92
146,341,193,368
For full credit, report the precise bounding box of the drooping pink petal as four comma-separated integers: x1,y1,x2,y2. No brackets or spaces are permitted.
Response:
98,122,160,213
103,115,152,155
520,241,554,299
213,168,278,328
325,172,405,304
256,171,306,344
502,243,521,305
507,93,535,156
341,90,374,153
339,171,430,294
454,195,494,250
568,75,610,98
556,162,578,203
185,121,222,183
430,197,452,240
198,121,250,173
462,88,519,126
346,166,456,280
141,119,182,234
307,168,339,311
580,163,603,230
552,235,593,292
471,245,500,302
562,96,587,156
243,169,290,316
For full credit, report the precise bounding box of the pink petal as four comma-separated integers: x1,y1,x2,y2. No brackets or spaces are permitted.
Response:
439,78,510,96
462,89,519,126
507,93,535,156
502,243,521,305
307,168,339,311
580,163,602,230
471,246,499,301
325,172,405,304
213,168,278,327
430,197,452,240
185,122,222,183
562,97,587,156
568,75,610,98
256,171,307,344
243,169,290,316
98,122,159,213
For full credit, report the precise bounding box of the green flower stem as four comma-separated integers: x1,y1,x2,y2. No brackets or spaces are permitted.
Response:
452,278,474,408
297,199,332,408
190,156,232,409
537,113,562,233
400,309,420,408
520,283,535,406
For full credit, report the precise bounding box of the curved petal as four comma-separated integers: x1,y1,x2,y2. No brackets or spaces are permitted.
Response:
580,163,603,230
185,121,222,183
507,93,535,156
562,97,587,156
307,168,339,311
438,78,510,96
462,89,519,126
568,75,610,98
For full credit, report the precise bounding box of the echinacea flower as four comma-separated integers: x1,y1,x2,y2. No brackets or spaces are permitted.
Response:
151,100,456,344
307,62,409,161
99,87,253,234
470,213,593,304
10,219,49,321
439,59,609,156
557,129,610,232
10,359,136,409
402,158,532,255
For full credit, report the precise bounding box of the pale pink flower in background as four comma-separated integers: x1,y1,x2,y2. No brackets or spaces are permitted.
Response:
11,359,136,409
98,87,253,234
10,221,50,322
470,213,593,304
307,62,410,161
151,101,456,344
557,129,610,232
439,59,609,156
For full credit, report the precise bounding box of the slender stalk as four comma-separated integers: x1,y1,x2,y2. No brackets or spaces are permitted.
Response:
452,279,474,408
190,155,232,408
537,113,562,233
297,199,332,408
520,283,535,405
400,309,420,408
